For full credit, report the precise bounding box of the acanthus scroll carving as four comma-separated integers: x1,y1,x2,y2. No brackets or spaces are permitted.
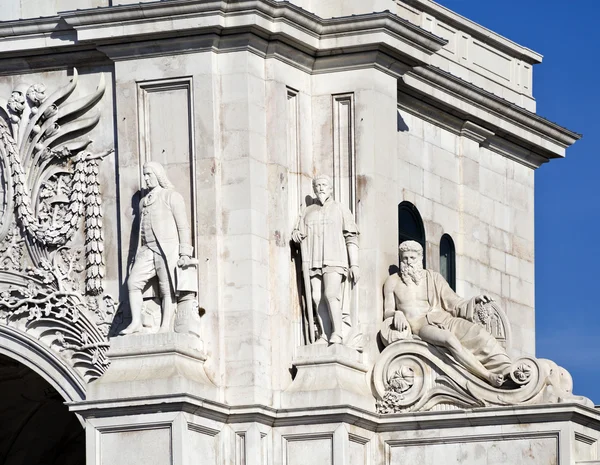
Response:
0,69,114,381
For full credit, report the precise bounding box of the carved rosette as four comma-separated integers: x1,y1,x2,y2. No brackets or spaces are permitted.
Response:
0,70,114,381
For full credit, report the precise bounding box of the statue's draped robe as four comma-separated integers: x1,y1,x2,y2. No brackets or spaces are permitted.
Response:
297,198,358,272
383,270,511,375
423,270,511,374
135,187,193,298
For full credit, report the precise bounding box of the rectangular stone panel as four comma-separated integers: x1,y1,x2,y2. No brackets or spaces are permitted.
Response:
332,93,356,214
472,41,512,82
138,77,196,248
349,435,369,465
287,87,302,222
438,22,457,55
188,425,218,465
101,427,171,465
285,436,333,465
389,435,557,465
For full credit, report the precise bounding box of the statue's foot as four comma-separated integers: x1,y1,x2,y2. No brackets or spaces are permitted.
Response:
329,332,343,345
158,326,171,334
120,323,142,335
315,334,328,345
488,372,504,387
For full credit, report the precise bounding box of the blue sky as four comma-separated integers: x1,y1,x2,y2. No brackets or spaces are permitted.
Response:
438,0,600,402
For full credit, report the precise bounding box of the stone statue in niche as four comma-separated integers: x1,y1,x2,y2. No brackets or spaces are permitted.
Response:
382,240,510,386
374,239,592,413
292,174,361,347
121,161,199,336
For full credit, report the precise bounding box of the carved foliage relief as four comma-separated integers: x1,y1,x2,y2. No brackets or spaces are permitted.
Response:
0,69,114,381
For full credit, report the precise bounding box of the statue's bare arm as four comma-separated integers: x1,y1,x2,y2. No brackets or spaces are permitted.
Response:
383,276,396,320
347,242,360,284
383,276,408,331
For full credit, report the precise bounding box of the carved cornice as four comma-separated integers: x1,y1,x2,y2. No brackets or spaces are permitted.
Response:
460,121,494,145
410,66,581,147
0,16,66,37
399,66,581,164
0,0,580,161
0,0,446,69
69,393,600,432
60,0,446,55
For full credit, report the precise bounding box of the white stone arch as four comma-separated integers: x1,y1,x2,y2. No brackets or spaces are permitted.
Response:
0,325,86,424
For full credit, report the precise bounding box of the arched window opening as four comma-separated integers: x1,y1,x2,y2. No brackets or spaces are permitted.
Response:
398,201,426,267
440,233,456,290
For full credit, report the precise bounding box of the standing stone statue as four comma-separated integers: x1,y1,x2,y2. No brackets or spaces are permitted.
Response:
382,240,511,386
292,174,359,345
121,161,195,335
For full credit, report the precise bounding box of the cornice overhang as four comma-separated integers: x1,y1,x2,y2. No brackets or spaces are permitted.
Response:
0,1,578,162
69,393,600,432
0,0,446,69
60,0,446,52
400,65,581,166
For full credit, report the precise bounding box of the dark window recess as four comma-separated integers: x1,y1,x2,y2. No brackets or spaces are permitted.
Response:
440,233,456,291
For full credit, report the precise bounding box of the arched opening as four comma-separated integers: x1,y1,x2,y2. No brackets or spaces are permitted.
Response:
0,353,85,465
440,233,456,291
398,201,426,266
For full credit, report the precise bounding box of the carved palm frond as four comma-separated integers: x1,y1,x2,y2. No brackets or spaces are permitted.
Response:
0,69,113,381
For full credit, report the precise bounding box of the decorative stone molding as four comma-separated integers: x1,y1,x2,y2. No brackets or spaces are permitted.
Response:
0,69,114,382
403,66,580,157
374,339,592,413
460,120,494,145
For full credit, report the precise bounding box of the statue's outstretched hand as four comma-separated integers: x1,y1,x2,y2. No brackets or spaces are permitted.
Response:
291,229,305,243
392,311,409,332
177,255,198,268
475,294,494,305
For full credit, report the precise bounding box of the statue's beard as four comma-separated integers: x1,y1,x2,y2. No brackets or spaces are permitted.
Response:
400,262,424,285
316,192,330,204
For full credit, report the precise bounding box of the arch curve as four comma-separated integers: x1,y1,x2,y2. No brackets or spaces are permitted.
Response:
0,325,86,405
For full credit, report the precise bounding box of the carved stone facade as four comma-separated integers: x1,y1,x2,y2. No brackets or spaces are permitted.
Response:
0,71,114,384
0,1,598,465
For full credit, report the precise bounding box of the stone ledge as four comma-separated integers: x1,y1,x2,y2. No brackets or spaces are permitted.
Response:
107,332,205,358
69,394,600,431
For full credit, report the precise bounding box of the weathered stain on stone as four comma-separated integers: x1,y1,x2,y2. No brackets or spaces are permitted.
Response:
356,174,368,199
273,230,286,247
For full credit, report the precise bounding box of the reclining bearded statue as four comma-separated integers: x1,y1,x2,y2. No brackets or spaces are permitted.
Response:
382,240,511,387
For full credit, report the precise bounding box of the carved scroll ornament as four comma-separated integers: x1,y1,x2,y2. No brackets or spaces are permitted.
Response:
0,69,114,382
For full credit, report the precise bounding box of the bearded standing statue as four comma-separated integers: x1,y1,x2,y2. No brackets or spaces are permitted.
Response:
382,240,511,386
121,161,195,335
292,174,359,345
